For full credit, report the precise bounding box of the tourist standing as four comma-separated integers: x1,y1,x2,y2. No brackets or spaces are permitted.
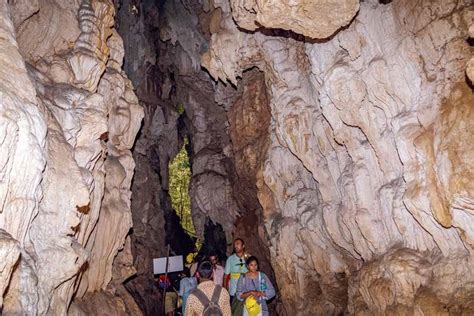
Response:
236,256,275,316
185,261,231,316
210,253,225,286
159,273,179,316
224,238,249,315
178,268,197,315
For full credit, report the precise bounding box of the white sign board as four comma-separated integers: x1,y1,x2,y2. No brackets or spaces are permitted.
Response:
153,255,183,274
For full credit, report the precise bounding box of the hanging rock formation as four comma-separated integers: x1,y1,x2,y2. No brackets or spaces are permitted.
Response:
114,0,278,312
229,0,360,39
0,0,143,314
202,0,474,314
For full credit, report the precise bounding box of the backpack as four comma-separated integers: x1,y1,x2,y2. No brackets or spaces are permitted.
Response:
192,285,223,316
158,275,171,290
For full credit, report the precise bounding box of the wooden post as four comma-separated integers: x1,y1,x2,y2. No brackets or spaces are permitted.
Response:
162,244,171,316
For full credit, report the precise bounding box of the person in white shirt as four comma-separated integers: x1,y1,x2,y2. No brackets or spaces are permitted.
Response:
210,254,225,286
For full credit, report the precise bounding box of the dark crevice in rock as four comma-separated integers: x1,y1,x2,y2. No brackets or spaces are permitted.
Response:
115,0,281,313
197,219,228,263
164,203,196,256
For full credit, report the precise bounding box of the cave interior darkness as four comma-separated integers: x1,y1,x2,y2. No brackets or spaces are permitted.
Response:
114,0,278,314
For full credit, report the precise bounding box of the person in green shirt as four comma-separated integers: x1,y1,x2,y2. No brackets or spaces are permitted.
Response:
225,238,249,305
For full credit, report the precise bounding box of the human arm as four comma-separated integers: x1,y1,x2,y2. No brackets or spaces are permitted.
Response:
239,290,262,299
178,279,184,297
261,273,276,300
236,276,246,300
224,259,231,290
236,276,260,300
224,273,231,289
218,266,225,287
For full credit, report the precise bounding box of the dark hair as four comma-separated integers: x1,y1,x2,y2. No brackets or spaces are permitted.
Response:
234,238,245,245
209,253,220,263
246,256,259,267
197,261,213,279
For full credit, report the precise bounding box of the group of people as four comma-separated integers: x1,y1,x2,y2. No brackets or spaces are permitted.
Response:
161,238,275,316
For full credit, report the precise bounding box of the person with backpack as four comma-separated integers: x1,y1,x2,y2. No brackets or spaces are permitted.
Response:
236,256,275,316
185,261,231,316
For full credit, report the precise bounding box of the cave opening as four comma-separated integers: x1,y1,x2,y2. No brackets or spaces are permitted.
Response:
168,135,195,237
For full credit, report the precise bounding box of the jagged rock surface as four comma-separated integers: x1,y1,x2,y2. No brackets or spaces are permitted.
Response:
0,0,143,314
229,0,360,39
114,1,180,314
468,24,474,83
2,0,473,314
226,68,277,287
115,0,279,311
203,0,474,314
0,230,20,307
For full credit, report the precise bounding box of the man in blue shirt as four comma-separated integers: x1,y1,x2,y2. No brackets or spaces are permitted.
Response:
224,238,248,302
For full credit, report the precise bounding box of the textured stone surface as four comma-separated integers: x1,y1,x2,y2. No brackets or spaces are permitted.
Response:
0,0,143,314
0,3,46,312
230,0,360,39
227,69,276,278
2,0,473,314
69,0,115,92
348,248,474,315
203,0,474,314
115,0,278,312
0,230,20,307
0,0,46,247
114,1,175,314
468,24,474,83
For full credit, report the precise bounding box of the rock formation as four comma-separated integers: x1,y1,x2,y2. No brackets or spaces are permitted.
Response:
114,0,247,312
1,0,473,315
202,0,474,314
0,0,143,314
115,0,474,314
229,0,360,39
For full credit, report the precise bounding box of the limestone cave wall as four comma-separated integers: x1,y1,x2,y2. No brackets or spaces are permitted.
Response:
113,0,277,312
0,0,142,314
202,0,474,314
113,0,474,314
0,0,473,315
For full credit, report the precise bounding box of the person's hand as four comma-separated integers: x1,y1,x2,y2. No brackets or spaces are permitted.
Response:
255,291,265,298
249,291,258,298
